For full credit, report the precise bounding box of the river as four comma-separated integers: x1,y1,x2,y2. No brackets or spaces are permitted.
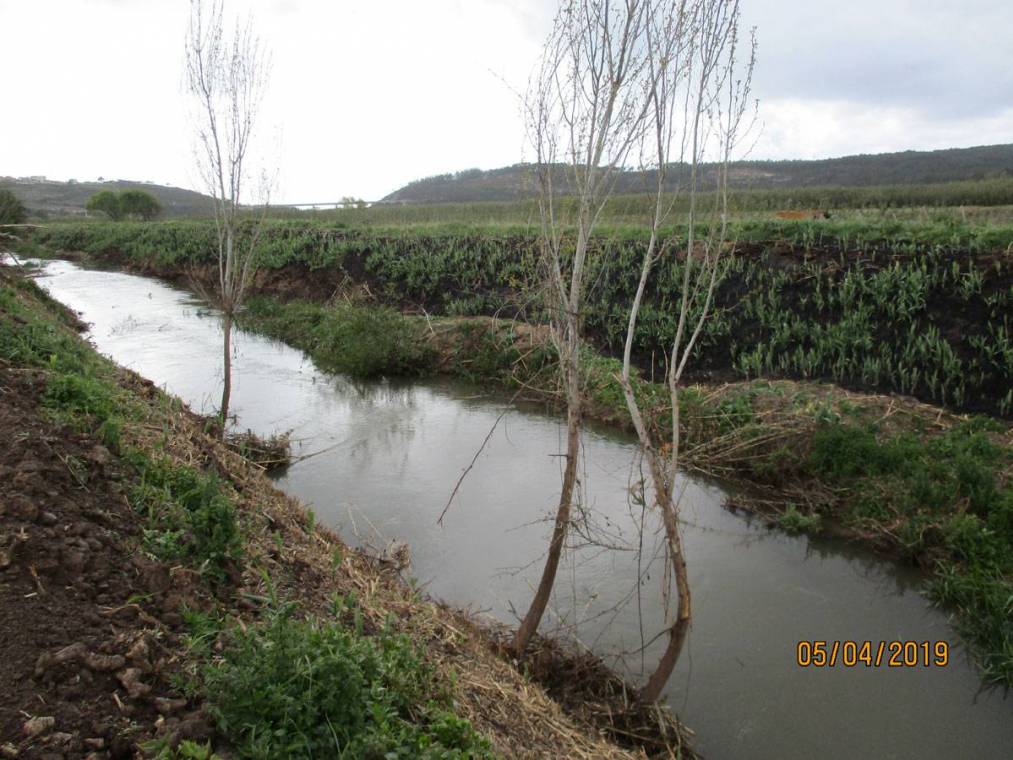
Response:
29,259,1013,759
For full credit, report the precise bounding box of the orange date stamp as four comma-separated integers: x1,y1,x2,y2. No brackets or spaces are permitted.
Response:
796,640,949,668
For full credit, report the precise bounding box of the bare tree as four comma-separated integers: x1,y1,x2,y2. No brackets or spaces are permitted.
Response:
185,0,272,431
513,0,658,657
617,0,755,702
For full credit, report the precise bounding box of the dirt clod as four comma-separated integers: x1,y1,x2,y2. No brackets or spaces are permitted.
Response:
125,637,150,669
166,718,212,750
22,716,55,738
116,668,150,699
153,697,188,715
83,653,125,673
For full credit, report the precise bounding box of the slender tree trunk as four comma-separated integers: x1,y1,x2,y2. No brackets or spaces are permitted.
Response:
220,310,233,433
639,482,692,703
512,342,582,656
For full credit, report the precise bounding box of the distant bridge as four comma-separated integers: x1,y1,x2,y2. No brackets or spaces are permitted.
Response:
269,200,380,210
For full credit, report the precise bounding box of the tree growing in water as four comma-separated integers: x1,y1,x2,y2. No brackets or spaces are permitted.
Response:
184,0,272,431
617,0,756,702
515,0,756,705
513,0,659,657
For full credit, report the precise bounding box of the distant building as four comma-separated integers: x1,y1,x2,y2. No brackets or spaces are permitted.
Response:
17,175,47,183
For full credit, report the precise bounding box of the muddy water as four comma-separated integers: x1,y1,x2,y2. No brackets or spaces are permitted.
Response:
31,259,1013,759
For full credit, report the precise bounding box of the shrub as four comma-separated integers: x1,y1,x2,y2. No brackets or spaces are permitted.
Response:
0,188,27,224
86,190,123,220
240,298,436,379
778,505,822,534
119,189,163,220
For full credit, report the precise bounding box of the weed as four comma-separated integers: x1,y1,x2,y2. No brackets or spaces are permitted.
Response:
200,608,494,759
129,454,242,583
778,505,822,534
240,297,436,379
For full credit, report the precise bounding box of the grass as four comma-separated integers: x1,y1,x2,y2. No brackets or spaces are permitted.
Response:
777,505,823,534
0,273,243,584
194,603,495,759
240,297,436,379
127,453,242,583
801,419,1013,683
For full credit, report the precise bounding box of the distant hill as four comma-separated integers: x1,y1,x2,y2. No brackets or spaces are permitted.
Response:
382,144,1013,204
0,177,216,218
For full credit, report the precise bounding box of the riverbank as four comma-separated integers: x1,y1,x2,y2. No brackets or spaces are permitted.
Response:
22,219,1013,417
16,239,1013,686
233,292,1013,683
0,264,692,758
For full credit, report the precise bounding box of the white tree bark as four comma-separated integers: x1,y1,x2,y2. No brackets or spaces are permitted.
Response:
513,0,661,657
185,0,272,430
617,0,756,703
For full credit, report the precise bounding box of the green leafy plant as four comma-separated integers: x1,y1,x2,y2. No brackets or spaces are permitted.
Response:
129,455,242,583
200,609,495,759
777,505,822,534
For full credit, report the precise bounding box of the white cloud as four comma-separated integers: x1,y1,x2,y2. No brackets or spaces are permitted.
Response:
753,99,1013,161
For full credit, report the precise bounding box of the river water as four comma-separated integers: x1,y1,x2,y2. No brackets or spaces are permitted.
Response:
29,259,1012,759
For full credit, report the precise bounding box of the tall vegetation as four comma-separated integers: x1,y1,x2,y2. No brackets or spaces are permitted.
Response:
30,219,1013,418
86,190,124,220
85,189,162,221
511,0,663,658
119,189,163,220
185,0,272,430
616,0,755,702
0,188,27,225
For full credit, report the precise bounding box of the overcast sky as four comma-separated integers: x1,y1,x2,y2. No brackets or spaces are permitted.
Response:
2,0,1011,202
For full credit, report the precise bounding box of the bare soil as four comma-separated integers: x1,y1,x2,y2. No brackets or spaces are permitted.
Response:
0,367,208,758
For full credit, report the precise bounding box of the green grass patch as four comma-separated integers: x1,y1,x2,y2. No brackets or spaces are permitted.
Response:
198,606,495,759
127,453,242,583
240,297,436,379
804,420,1013,684
0,275,242,583
777,505,823,534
